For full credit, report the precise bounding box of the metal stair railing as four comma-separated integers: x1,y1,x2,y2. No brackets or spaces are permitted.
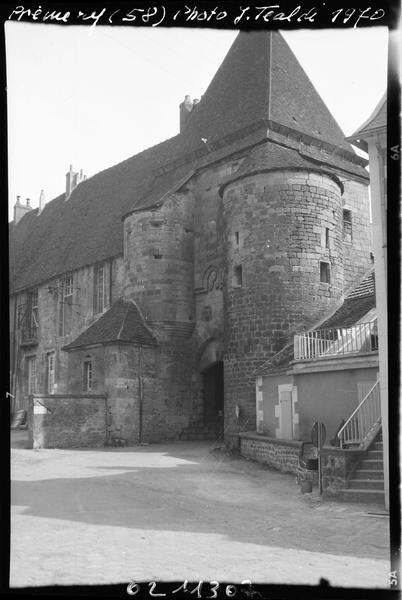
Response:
337,379,381,449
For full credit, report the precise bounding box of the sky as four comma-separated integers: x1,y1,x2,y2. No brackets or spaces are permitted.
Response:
6,23,389,219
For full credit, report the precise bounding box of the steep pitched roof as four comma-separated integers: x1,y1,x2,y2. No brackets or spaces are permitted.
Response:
255,270,376,375
10,30,366,293
182,31,354,151
349,94,386,139
63,298,158,351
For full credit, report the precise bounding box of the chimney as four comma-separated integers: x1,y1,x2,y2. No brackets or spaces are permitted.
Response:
38,189,46,214
13,195,33,224
65,164,85,200
179,95,194,133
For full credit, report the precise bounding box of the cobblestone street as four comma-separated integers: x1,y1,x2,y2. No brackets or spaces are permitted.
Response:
11,433,390,589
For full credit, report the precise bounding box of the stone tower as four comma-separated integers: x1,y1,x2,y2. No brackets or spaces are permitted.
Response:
220,145,345,431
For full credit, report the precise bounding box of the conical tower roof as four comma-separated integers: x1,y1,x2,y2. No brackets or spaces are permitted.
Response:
183,30,352,151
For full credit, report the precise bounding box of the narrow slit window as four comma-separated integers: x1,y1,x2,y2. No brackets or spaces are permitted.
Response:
343,209,352,241
235,231,239,245
325,228,330,248
233,265,243,287
83,361,93,392
320,261,331,284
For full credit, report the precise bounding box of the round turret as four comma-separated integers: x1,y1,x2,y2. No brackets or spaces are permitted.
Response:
220,142,344,430
123,190,195,339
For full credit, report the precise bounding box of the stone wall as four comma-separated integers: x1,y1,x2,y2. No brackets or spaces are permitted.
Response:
28,393,107,448
341,179,372,291
140,341,195,442
321,447,366,498
237,432,304,474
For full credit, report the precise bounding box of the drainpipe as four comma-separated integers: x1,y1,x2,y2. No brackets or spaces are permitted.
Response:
109,259,113,306
11,295,19,415
368,137,388,511
138,346,143,444
104,393,110,446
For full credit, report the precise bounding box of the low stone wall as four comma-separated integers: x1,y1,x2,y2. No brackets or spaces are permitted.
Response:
28,394,107,449
321,447,366,498
235,432,304,475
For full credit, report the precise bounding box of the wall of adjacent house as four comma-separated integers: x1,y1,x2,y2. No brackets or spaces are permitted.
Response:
293,366,377,442
260,373,291,438
14,256,124,412
260,364,377,444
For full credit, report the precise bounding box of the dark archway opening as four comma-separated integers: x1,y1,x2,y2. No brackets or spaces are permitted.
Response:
202,362,224,432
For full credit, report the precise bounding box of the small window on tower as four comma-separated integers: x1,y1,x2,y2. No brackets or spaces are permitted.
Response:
325,228,330,249
235,231,239,245
83,360,93,392
320,261,331,284
343,210,352,242
233,265,243,287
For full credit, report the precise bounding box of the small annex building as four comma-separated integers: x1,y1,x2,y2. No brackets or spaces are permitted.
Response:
254,269,378,446
9,31,373,448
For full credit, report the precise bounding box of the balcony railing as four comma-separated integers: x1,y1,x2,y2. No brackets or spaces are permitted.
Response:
337,380,381,448
294,321,378,361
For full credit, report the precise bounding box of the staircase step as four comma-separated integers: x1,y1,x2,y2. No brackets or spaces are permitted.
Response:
354,469,384,480
348,479,384,490
360,459,384,470
340,488,385,504
372,442,383,451
367,450,383,459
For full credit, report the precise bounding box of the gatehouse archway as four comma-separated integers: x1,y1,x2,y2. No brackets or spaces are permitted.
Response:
197,339,224,433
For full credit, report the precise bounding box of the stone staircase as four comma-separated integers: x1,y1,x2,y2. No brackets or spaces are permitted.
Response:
340,431,385,504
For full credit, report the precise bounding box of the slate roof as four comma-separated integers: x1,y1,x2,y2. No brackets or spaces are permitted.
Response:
63,298,158,351
10,30,368,293
255,270,376,375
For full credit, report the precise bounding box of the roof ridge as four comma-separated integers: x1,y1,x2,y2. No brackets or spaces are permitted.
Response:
117,300,130,341
125,298,159,343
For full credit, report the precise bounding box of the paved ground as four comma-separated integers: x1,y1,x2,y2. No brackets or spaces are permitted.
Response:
11,431,390,589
